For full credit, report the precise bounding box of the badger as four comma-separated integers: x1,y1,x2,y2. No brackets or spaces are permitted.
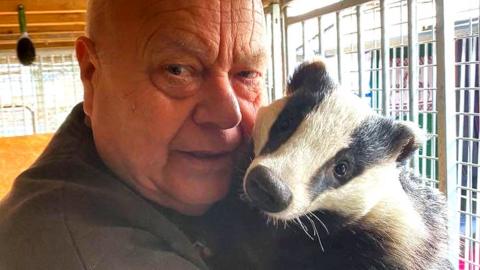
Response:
242,61,452,269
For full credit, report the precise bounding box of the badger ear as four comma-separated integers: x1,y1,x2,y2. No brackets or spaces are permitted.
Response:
287,60,336,95
390,121,426,163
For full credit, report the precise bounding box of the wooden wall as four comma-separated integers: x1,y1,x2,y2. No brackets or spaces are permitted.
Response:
0,134,52,199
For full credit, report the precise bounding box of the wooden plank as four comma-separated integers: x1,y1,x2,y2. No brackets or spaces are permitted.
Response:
0,22,85,28
0,30,83,41
0,10,86,15
263,0,281,7
0,0,87,13
0,134,52,200
0,23,85,35
0,37,79,45
0,12,85,25
0,40,74,50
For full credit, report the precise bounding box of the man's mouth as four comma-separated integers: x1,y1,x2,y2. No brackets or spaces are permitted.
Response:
171,149,236,172
178,151,232,160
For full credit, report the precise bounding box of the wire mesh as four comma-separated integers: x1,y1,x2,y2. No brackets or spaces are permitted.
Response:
274,0,480,268
0,49,83,137
454,0,480,268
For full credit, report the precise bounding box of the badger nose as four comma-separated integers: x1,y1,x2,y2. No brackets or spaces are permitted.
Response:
245,165,292,213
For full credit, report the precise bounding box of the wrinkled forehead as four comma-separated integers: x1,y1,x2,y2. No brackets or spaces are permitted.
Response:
89,0,266,62
99,0,263,27
135,1,264,51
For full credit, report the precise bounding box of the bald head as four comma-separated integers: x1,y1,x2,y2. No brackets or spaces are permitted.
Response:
85,0,108,40
85,0,266,57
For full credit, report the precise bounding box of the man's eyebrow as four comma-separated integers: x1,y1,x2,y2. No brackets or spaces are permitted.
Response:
148,42,207,57
235,48,268,67
142,32,212,60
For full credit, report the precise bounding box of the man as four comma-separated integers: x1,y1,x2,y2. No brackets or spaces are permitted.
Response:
0,0,276,269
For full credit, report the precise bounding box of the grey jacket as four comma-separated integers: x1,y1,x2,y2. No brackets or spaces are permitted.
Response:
0,104,275,270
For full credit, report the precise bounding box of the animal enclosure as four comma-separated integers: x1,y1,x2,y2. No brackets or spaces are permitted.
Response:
263,0,479,269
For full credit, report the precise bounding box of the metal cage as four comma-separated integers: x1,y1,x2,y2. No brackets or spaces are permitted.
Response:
0,49,83,137
265,0,479,268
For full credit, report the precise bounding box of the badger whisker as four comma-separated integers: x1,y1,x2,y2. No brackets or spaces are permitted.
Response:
238,192,249,203
266,215,273,226
306,214,325,252
266,215,281,229
296,217,314,241
305,215,317,237
292,217,299,226
273,217,279,228
308,212,330,236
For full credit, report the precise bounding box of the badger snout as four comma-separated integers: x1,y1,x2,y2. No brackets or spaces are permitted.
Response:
245,165,293,213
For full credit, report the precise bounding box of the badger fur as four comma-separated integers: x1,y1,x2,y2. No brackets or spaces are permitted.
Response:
242,61,452,270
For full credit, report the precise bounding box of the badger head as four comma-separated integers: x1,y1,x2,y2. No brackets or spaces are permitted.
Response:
243,61,425,225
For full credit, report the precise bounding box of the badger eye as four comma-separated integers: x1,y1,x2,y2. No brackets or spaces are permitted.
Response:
334,161,349,178
278,113,293,132
279,118,290,131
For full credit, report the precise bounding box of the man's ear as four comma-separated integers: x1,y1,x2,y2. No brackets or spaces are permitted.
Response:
75,36,98,118
391,121,426,163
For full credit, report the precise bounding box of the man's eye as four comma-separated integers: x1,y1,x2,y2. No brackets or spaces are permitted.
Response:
237,70,259,79
165,64,187,76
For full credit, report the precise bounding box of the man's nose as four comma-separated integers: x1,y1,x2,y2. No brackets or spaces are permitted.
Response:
192,75,242,129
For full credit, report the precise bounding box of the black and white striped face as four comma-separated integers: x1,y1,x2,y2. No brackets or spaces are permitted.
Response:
243,61,424,222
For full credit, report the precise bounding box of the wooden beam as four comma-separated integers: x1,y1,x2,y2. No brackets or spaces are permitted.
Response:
0,40,74,50
0,12,85,25
0,10,86,15
0,22,85,28
0,23,85,35
0,31,83,41
263,0,282,7
0,37,76,46
0,0,87,50
0,0,87,13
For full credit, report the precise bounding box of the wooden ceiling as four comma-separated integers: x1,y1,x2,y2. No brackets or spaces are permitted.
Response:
0,0,87,51
0,0,285,51
263,0,276,6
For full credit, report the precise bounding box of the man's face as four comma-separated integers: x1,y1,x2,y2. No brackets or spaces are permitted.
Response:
77,0,266,215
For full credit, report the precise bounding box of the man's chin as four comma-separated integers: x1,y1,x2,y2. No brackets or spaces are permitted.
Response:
163,191,229,216
157,174,232,215
170,201,215,216
177,176,231,204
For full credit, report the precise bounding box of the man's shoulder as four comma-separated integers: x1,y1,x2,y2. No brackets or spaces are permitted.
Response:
0,159,90,269
0,159,207,269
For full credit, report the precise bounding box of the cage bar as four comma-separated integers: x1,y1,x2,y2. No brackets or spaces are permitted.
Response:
408,0,420,172
380,0,391,116
357,5,365,98
337,11,343,84
270,3,285,101
435,0,459,265
318,16,323,57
